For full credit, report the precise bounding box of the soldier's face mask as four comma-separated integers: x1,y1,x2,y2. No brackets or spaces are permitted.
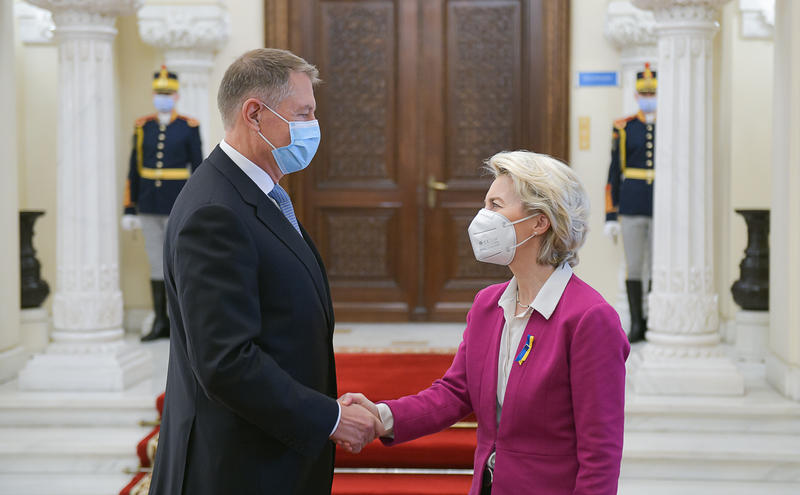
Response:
255,101,321,175
153,94,175,113
638,95,657,113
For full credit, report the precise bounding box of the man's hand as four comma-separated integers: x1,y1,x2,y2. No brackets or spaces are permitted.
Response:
604,221,620,243
339,392,378,418
330,402,381,454
121,214,142,231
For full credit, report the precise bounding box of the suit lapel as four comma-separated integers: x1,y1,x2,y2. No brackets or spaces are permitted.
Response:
208,146,332,327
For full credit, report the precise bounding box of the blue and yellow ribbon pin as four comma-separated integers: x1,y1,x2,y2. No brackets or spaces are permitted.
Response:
515,335,535,366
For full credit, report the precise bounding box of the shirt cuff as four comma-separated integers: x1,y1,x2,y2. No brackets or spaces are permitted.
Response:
376,403,395,439
329,401,342,437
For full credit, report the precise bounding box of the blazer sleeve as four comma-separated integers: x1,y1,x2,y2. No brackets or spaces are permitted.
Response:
570,303,630,495
173,203,339,458
380,311,474,445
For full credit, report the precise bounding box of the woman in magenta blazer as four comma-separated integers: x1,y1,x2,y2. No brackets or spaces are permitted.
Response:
341,151,631,494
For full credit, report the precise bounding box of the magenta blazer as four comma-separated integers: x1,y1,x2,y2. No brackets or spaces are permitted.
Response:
381,275,630,494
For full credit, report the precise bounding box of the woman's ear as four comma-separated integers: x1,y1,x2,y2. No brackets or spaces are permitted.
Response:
532,214,550,236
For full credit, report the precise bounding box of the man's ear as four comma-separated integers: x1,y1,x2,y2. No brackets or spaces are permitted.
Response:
242,99,262,130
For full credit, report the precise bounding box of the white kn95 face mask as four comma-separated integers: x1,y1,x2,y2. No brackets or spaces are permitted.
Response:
467,209,537,266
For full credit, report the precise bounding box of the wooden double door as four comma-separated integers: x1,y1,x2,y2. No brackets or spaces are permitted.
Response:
269,0,569,321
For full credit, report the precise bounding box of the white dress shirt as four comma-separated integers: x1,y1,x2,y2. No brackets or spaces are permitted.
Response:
218,139,342,436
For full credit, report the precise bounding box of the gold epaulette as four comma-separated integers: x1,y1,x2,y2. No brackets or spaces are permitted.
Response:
613,114,636,130
177,115,200,127
134,114,157,128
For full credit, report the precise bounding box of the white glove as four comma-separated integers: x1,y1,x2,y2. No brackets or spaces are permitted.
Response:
121,214,142,231
604,221,621,243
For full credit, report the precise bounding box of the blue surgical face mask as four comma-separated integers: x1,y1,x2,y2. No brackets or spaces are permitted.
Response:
153,94,175,113
256,101,321,175
638,95,657,114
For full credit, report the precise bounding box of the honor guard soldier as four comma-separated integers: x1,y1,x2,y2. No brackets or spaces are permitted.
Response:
121,66,203,341
604,63,657,343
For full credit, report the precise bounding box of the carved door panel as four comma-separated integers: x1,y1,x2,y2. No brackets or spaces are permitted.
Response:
284,0,569,321
289,0,421,321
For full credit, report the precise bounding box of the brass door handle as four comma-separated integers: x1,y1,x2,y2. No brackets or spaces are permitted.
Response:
427,176,449,208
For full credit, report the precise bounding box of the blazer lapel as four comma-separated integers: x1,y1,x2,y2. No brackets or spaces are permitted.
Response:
480,304,507,435
208,146,332,326
499,313,541,426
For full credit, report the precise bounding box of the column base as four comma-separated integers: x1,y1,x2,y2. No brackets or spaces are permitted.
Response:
17,340,152,392
0,346,28,383
766,352,800,401
735,310,769,362
630,343,745,396
20,308,50,354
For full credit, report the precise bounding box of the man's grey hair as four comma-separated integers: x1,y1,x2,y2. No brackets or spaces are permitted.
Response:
217,48,320,130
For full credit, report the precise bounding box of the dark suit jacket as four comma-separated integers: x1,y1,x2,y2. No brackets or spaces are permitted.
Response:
149,146,339,495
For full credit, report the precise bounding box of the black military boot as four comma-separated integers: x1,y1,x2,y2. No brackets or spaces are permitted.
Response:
626,279,646,343
141,280,170,342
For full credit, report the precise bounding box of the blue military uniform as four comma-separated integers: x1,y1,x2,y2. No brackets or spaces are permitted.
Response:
605,63,657,344
123,112,203,215
124,66,203,342
604,111,655,221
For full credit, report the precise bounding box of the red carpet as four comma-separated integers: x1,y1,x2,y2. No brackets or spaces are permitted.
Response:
333,353,476,494
121,353,476,494
332,473,472,495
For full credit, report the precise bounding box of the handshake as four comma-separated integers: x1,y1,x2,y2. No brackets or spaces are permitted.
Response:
330,393,385,454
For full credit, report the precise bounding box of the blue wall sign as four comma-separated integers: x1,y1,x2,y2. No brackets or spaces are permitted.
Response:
577,72,619,87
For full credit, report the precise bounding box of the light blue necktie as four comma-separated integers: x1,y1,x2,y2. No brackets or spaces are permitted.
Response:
267,184,301,235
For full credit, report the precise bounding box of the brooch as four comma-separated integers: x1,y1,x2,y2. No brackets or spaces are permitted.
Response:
515,335,535,366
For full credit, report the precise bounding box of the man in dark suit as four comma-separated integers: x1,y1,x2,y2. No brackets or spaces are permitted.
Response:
149,48,380,495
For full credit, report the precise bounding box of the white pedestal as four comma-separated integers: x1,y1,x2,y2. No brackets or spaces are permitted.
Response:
20,308,50,354
18,341,151,392
0,346,27,384
735,310,769,363
630,349,745,396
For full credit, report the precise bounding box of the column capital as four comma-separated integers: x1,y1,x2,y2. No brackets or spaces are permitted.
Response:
739,0,775,39
605,1,658,51
137,2,229,52
14,2,55,44
27,0,141,17
633,0,731,23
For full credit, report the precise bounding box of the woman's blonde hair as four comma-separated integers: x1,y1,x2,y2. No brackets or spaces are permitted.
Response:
485,151,589,267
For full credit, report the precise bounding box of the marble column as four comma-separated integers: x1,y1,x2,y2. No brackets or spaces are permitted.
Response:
138,2,230,156
18,0,152,391
0,0,27,382
767,0,800,401
629,0,744,396
604,1,658,333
